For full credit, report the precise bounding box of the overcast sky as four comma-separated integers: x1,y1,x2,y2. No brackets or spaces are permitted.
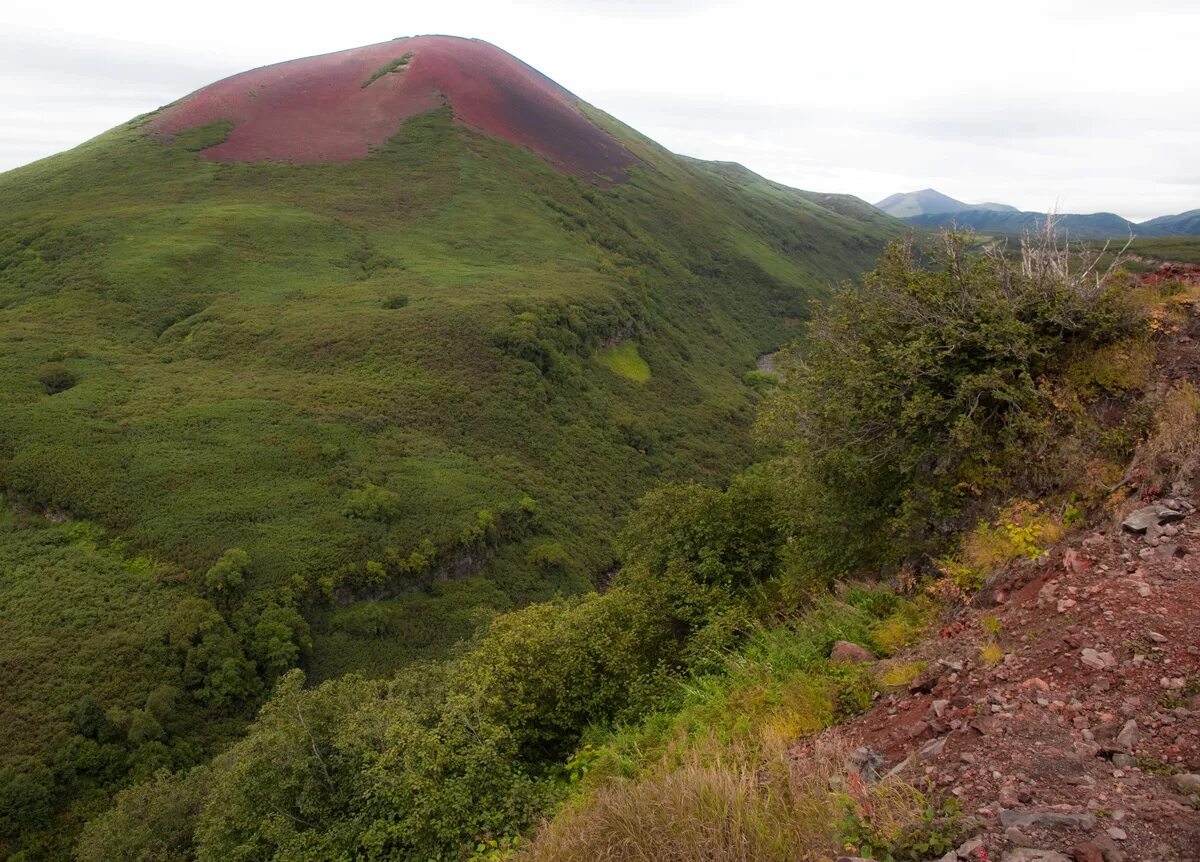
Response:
2,0,1197,221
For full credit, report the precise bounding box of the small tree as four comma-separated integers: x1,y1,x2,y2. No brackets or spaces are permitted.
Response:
204,548,249,602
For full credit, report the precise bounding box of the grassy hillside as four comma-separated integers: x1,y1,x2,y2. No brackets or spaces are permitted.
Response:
0,92,898,855
65,229,1186,862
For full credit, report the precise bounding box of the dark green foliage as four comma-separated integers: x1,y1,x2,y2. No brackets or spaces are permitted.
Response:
840,795,965,862
76,768,210,862
381,293,408,309
203,548,248,602
757,234,1142,572
620,471,785,589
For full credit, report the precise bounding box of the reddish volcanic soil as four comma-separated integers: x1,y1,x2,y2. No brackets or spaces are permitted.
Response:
145,36,637,182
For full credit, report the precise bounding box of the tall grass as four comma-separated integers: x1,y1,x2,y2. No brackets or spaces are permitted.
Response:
522,734,935,862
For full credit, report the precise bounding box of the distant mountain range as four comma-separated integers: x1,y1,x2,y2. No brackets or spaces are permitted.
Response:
875,189,1200,239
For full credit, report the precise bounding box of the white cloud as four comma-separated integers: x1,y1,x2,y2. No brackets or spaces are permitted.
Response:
1,0,1197,221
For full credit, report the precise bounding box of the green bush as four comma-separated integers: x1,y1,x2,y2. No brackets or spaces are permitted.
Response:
76,767,211,862
36,361,76,393
757,233,1143,572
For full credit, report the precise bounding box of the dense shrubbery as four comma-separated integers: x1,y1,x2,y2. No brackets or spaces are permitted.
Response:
757,232,1147,574
72,468,931,861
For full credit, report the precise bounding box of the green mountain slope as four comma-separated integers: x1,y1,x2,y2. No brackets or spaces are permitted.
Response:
0,40,900,857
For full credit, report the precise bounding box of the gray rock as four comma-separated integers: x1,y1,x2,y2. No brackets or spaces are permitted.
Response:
830,640,874,662
1115,719,1138,751
916,735,947,761
1080,648,1116,670
847,746,884,783
1001,851,1071,862
954,838,984,858
999,809,1096,830
1122,503,1186,533
1172,772,1200,794
1004,826,1031,845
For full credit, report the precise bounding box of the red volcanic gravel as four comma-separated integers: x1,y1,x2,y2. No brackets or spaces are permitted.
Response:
145,36,637,182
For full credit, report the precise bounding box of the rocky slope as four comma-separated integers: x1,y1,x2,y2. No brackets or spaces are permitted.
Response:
805,264,1200,862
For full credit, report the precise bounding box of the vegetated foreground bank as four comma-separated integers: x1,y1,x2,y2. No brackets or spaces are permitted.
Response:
67,231,1200,861
0,37,900,860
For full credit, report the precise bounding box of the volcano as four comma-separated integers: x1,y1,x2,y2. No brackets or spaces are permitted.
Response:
0,35,906,858
146,35,638,182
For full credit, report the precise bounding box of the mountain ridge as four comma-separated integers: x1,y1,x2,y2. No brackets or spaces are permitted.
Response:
876,187,1200,238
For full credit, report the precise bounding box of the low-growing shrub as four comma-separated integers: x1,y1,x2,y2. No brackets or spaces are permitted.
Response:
939,500,1062,590
37,362,76,394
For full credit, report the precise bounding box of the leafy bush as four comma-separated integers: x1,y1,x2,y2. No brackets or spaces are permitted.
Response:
757,232,1142,573
937,500,1062,590
76,767,211,862
343,483,403,522
839,791,965,862
524,541,567,568
620,472,786,590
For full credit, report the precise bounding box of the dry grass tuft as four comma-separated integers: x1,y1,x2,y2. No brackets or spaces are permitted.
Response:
1131,382,1200,488
520,734,934,862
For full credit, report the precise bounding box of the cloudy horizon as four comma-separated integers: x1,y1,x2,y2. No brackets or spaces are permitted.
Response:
2,0,1197,222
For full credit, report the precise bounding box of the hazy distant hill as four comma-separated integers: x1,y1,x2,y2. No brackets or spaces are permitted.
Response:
878,188,1200,238
904,208,1138,240
874,188,1017,218
1140,208,1200,237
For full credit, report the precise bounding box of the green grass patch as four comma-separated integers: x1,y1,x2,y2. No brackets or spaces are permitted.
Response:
172,121,234,152
594,340,651,383
361,53,412,88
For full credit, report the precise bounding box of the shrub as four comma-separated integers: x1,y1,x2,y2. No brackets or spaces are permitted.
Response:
620,473,785,590
979,642,1005,666
343,483,403,522
525,542,567,568
382,293,409,309
757,231,1141,573
76,767,211,862
204,548,249,599
938,501,1062,591
37,362,76,394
